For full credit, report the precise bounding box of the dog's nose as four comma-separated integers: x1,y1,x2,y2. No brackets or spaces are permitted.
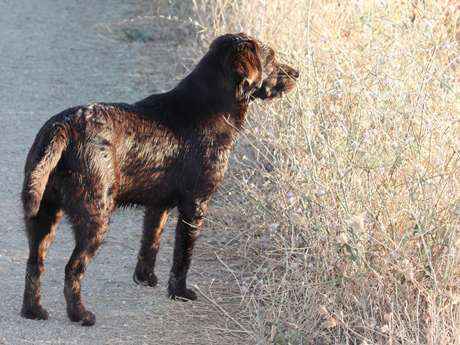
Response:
294,70,301,79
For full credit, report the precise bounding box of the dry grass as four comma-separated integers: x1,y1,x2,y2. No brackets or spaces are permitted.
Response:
133,1,460,343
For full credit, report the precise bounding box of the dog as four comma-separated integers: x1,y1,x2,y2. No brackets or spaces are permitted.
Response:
20,33,299,326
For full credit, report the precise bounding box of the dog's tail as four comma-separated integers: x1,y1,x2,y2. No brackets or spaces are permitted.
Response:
22,123,69,219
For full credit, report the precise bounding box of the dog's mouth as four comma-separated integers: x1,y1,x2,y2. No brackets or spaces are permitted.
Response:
251,76,298,101
272,80,298,99
250,65,300,101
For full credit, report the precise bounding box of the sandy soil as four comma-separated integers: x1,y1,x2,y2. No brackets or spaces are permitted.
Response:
0,0,258,343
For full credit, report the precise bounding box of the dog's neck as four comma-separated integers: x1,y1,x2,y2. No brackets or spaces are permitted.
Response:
136,49,251,136
184,51,251,126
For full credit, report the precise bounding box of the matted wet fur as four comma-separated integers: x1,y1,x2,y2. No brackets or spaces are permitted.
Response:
20,33,299,326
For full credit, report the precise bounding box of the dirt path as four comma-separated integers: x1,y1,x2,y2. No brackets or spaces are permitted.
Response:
0,1,255,344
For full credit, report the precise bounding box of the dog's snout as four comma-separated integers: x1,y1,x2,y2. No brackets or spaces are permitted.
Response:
294,70,301,79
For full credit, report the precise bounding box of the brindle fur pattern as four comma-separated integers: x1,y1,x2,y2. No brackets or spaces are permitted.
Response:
20,33,299,326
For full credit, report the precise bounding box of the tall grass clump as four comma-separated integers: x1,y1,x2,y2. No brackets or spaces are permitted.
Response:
151,0,460,343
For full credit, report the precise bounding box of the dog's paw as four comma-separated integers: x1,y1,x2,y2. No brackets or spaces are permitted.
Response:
133,271,158,287
168,286,197,301
21,305,49,320
134,260,158,287
68,310,96,326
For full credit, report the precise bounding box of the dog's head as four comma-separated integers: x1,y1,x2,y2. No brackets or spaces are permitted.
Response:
209,33,263,100
251,41,300,101
207,33,299,102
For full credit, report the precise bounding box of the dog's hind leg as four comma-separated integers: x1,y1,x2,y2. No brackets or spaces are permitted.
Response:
64,201,113,326
134,207,171,287
63,211,111,326
21,194,63,321
64,181,114,326
168,200,209,301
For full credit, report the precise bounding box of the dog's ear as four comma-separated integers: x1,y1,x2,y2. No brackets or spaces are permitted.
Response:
227,39,263,93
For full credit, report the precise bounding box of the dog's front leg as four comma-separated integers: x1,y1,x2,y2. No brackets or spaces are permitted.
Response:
134,207,171,287
168,200,208,301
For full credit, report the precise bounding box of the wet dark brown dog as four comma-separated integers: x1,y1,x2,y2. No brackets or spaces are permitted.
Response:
21,33,299,326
